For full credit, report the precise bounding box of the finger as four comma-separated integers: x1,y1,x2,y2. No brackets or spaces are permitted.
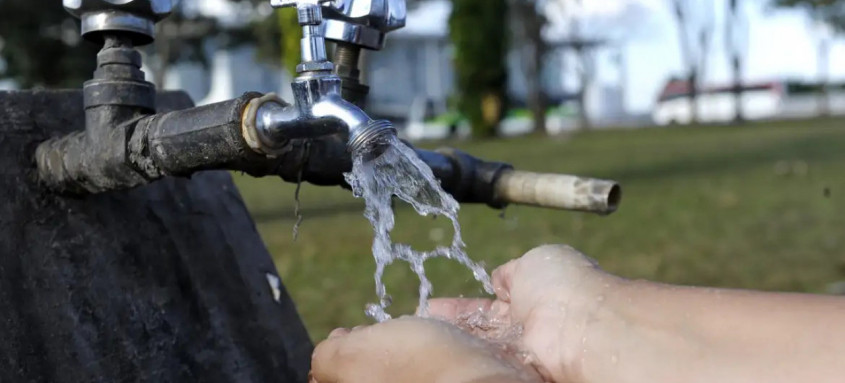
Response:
489,300,510,317
310,337,343,383
426,298,494,321
492,259,519,303
524,244,597,270
328,328,351,339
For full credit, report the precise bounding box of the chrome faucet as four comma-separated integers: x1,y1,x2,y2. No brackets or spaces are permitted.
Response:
321,0,407,105
243,0,397,157
322,0,407,51
34,0,622,215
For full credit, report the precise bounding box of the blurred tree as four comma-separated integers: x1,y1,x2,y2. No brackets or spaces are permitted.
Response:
569,0,600,131
0,0,286,89
549,0,636,130
775,0,845,116
449,0,509,138
0,0,98,88
279,10,303,76
511,0,549,135
726,0,748,123
670,0,715,125
251,5,299,77
150,6,219,89
775,0,845,28
135,0,271,88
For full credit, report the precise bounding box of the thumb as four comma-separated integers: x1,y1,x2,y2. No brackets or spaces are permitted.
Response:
492,258,519,303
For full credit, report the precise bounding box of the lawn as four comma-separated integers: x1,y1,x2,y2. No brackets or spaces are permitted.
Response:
233,118,845,340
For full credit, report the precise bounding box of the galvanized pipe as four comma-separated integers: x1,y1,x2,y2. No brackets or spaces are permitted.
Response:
494,171,621,215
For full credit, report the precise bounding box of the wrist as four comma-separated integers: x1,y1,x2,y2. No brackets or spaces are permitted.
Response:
430,338,540,383
466,373,541,383
556,274,636,383
574,277,680,383
437,360,538,383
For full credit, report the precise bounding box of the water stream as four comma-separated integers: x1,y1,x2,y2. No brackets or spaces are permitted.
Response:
344,135,494,321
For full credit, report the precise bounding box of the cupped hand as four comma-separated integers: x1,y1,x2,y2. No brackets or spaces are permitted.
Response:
428,245,621,383
310,316,543,383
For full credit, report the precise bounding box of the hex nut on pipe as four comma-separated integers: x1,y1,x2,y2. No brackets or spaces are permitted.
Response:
494,170,622,215
242,93,286,156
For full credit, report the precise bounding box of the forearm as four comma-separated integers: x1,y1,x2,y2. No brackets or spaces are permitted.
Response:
442,355,543,383
581,279,845,383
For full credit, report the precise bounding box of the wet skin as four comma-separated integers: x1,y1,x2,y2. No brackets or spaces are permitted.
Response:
311,244,845,383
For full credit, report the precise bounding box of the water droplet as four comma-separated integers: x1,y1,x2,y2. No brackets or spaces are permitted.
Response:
380,294,393,307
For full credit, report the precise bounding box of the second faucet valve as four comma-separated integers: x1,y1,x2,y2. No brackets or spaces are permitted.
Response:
272,0,337,74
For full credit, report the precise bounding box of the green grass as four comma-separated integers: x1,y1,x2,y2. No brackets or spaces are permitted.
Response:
233,118,845,340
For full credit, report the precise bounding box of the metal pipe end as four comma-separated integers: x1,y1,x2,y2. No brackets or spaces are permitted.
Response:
604,183,623,215
347,120,397,159
494,170,623,215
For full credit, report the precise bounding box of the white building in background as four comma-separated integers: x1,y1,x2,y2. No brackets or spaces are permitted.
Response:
367,0,632,139
652,79,845,125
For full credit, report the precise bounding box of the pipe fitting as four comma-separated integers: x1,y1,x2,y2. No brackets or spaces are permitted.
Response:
242,93,289,156
241,74,396,158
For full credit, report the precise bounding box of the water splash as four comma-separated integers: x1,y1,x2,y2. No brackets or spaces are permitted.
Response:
344,135,494,321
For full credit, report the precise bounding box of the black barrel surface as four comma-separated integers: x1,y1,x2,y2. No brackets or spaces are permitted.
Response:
0,90,312,382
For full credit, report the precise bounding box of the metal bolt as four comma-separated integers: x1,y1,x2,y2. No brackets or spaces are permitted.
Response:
63,0,175,45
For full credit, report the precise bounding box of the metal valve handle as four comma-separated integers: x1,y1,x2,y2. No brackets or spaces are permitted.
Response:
321,0,406,50
271,0,336,73
63,0,175,45
271,0,335,7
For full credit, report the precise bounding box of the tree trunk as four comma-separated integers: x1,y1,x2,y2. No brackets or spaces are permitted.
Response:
577,82,591,130
525,2,548,135
573,43,593,130
818,37,831,117
732,56,744,123
727,0,744,123
671,0,713,126
688,71,699,125
511,0,548,135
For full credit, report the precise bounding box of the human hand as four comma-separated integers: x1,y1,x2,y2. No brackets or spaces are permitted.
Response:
428,245,622,383
309,316,543,383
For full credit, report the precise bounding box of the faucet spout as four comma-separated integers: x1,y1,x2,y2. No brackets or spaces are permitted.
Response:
242,74,396,158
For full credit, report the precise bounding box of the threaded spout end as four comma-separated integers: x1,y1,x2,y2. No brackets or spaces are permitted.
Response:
348,120,396,158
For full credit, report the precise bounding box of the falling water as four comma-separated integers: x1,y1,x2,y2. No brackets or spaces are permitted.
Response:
344,135,494,322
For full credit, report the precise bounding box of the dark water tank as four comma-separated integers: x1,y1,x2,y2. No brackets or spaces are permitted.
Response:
0,90,312,382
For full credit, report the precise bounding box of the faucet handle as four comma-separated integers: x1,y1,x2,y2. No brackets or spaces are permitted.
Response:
322,0,406,50
270,0,336,73
63,0,175,45
271,0,335,14
271,0,334,25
